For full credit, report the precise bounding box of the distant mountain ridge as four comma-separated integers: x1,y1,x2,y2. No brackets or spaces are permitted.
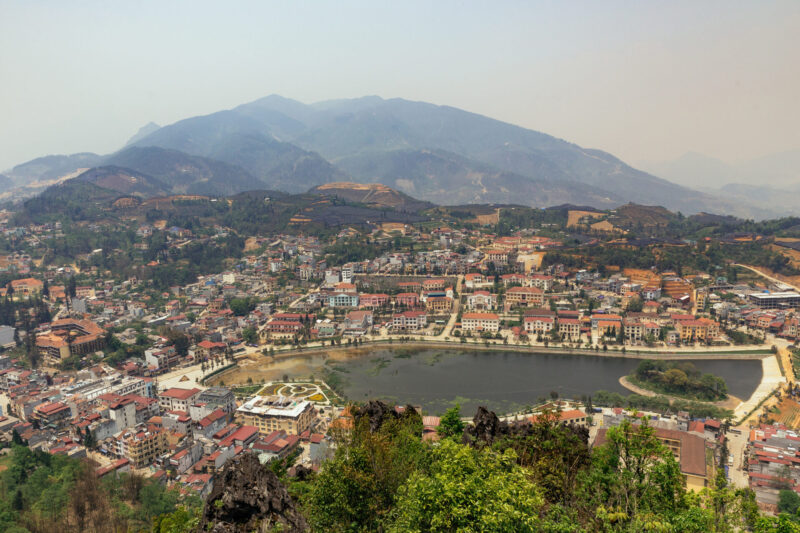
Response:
4,94,790,217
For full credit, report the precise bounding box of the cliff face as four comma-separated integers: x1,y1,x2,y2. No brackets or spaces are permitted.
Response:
198,453,307,533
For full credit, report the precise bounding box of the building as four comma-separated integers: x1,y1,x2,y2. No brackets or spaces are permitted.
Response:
425,296,452,314
30,401,72,428
262,320,303,341
236,396,315,436
328,292,359,308
558,318,581,340
158,387,201,412
595,426,710,492
461,313,500,333
145,347,181,371
466,291,497,311
748,292,800,309
504,286,544,309
359,293,389,309
392,311,427,330
524,316,554,336
190,387,236,420
35,318,106,365
674,318,719,342
115,425,169,468
8,277,43,297
395,292,419,307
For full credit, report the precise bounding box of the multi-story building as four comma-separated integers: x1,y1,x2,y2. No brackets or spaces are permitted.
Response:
359,293,390,309
595,426,710,492
392,311,427,330
236,396,315,436
461,313,500,333
524,316,554,336
558,318,581,340
328,292,359,308
395,292,419,307
30,401,72,428
674,318,720,342
425,296,453,314
158,387,201,412
466,291,497,311
115,425,169,468
189,387,237,420
504,287,544,309
748,292,800,309
35,318,106,365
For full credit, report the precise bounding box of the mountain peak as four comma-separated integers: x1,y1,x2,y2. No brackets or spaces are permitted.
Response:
124,121,161,146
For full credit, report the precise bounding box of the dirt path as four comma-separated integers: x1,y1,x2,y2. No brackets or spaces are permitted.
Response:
619,376,741,410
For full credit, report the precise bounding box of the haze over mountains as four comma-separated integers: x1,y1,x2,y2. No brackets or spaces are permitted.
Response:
2,95,795,219
641,150,800,218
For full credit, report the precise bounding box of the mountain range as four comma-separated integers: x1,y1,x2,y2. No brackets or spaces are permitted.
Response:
2,95,794,218
640,151,800,217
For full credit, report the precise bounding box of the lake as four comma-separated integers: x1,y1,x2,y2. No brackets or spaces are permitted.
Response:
321,347,763,415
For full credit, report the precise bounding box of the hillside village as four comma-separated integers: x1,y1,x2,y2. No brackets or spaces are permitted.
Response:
0,193,800,520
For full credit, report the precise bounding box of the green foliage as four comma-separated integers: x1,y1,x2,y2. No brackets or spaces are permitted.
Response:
230,297,256,317
242,326,258,344
436,404,465,440
633,360,728,401
389,439,543,532
0,444,197,532
779,489,800,515
593,389,733,419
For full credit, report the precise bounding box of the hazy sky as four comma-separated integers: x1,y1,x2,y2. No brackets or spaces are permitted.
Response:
1,1,798,171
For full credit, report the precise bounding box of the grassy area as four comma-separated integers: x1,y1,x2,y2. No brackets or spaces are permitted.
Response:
627,374,728,402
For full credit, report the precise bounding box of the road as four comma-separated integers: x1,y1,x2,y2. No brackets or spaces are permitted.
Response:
439,275,463,338
734,264,800,291
727,426,750,488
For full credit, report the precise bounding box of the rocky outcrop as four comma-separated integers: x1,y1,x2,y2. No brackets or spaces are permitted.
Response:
198,453,307,533
464,406,589,447
352,399,421,433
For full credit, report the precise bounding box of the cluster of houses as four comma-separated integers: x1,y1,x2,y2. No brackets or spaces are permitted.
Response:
0,355,331,498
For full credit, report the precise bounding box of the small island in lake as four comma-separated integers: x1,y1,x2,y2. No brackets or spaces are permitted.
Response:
629,359,729,402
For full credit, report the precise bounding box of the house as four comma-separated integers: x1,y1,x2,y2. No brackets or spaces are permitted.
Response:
344,310,373,336
558,318,581,340
524,316,554,336
328,292,359,308
461,313,500,333
466,291,497,311
595,426,710,492
8,278,43,297
425,296,452,314
395,292,419,307
504,286,544,309
359,293,389,309
158,388,201,412
392,311,427,330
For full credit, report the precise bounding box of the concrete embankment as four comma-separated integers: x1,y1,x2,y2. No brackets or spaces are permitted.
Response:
733,355,786,421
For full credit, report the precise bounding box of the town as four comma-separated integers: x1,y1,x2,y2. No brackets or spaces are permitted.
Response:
1,197,800,521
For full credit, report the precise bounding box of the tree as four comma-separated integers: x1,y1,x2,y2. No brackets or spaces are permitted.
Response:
67,276,77,298
778,489,800,515
242,326,257,345
389,440,543,532
437,405,465,440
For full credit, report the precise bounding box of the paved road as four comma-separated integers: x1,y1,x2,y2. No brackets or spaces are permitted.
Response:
734,264,800,291
727,426,750,488
440,275,463,338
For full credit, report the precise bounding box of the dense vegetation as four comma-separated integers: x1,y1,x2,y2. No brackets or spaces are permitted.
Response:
282,404,791,532
7,402,800,531
632,360,728,401
0,445,200,532
592,390,733,420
